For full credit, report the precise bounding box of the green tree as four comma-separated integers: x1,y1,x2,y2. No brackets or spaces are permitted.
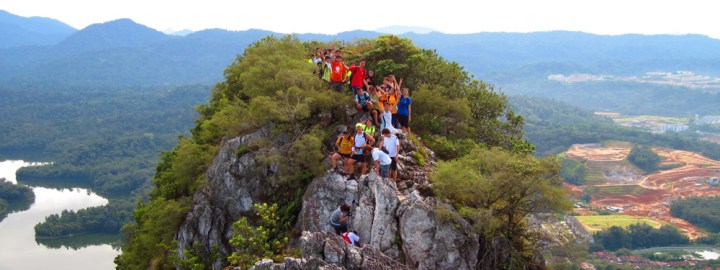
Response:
627,145,661,172
559,156,586,185
228,203,287,269
432,146,571,268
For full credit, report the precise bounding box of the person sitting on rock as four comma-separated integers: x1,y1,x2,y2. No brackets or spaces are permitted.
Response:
346,123,375,180
329,203,351,235
331,129,354,175
354,87,373,114
341,229,361,247
359,118,377,139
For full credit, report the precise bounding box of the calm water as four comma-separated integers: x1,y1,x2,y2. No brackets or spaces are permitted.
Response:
0,160,119,270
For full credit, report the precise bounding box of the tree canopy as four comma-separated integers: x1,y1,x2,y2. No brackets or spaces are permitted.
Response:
432,147,571,268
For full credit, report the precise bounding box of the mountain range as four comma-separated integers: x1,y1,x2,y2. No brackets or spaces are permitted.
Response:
0,10,75,48
2,10,720,114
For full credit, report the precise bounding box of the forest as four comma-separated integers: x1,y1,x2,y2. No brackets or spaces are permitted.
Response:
0,177,35,221
592,223,689,251
0,83,209,237
626,145,661,172
670,196,720,233
510,95,720,159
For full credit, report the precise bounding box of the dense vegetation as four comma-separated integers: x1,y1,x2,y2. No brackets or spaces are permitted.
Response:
511,96,720,159
34,201,133,238
670,196,720,233
0,82,207,238
626,145,661,172
592,223,689,251
560,156,587,185
0,178,35,221
118,34,547,269
433,147,570,268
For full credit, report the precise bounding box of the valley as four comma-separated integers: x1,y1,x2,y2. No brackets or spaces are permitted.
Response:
565,143,720,239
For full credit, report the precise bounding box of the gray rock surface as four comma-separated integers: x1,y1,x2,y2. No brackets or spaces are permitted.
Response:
176,129,273,269
175,128,528,270
298,172,479,269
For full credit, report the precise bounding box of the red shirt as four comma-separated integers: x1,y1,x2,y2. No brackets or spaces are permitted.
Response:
331,61,346,82
349,66,367,87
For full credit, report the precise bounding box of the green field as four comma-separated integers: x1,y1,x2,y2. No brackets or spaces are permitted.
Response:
575,215,669,232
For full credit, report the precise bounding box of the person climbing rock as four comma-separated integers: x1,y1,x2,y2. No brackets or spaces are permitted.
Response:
378,128,400,181
364,145,392,179
329,203,351,235
341,229,361,247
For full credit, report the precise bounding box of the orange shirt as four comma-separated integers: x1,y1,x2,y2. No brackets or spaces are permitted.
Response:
331,61,346,83
379,94,399,113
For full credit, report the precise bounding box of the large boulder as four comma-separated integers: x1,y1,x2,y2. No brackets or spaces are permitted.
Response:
176,129,274,269
298,171,480,269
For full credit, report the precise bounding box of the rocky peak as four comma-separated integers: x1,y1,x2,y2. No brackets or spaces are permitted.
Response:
174,125,533,269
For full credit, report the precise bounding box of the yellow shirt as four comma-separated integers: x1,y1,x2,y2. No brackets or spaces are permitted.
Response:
336,136,354,155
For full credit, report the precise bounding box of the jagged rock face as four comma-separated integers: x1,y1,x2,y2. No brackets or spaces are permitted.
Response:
176,129,273,269
298,172,480,269
176,128,534,270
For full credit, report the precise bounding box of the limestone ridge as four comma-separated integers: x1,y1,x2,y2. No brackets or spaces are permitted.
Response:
176,128,272,270
175,124,521,269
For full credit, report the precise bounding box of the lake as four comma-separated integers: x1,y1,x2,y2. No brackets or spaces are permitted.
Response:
0,160,120,270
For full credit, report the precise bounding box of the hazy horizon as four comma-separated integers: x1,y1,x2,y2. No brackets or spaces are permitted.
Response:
2,0,719,38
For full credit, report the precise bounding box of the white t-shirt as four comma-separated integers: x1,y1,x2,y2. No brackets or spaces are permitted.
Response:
354,132,367,154
382,135,400,158
382,110,400,134
371,148,392,166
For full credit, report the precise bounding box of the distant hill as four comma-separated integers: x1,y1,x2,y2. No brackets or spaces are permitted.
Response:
56,18,171,54
1,14,720,116
0,9,76,48
404,31,720,81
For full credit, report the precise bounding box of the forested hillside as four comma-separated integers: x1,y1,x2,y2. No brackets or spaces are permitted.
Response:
510,96,720,158
116,35,569,269
0,9,76,48
0,178,35,221
0,83,208,237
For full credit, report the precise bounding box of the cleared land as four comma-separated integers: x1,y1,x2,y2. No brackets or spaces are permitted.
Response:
575,215,668,232
565,143,720,239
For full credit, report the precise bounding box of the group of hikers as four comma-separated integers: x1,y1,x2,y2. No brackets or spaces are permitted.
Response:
310,45,412,183
310,45,415,244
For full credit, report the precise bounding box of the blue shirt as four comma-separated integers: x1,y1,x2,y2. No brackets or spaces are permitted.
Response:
397,96,412,116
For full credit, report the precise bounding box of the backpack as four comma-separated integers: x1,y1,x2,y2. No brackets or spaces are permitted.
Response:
380,146,389,155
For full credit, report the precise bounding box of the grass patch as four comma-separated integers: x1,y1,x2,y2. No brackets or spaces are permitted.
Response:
575,215,669,232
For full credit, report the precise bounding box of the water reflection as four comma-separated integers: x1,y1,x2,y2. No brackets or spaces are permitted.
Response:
36,233,121,251
0,160,120,270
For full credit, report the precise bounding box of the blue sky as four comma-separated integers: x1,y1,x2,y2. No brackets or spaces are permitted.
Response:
3,0,718,38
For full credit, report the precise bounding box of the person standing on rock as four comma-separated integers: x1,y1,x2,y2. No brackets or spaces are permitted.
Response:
364,145,392,179
397,87,412,134
329,203,351,235
378,128,400,182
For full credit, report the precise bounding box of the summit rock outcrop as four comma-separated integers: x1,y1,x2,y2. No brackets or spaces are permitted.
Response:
174,126,534,269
